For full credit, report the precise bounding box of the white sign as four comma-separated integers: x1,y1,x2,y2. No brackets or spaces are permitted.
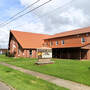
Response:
42,52,52,58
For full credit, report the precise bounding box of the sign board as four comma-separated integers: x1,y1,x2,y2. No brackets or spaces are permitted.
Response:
37,49,52,59
42,51,52,58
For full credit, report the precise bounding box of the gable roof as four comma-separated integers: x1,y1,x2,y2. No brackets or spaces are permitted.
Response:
10,30,50,49
45,27,90,40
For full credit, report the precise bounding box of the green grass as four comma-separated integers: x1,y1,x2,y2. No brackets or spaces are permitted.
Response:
0,55,90,86
0,64,67,90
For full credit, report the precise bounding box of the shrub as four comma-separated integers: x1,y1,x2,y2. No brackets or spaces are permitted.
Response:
5,51,16,57
5,51,10,56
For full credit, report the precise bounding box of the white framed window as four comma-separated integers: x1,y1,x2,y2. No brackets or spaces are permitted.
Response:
86,34,88,37
81,38,85,43
61,40,64,45
77,35,80,37
23,52,25,55
12,41,15,52
13,44,16,48
56,41,58,45
46,43,48,46
12,41,15,47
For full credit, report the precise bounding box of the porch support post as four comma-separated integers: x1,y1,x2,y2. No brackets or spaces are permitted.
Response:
80,49,81,60
67,49,70,59
60,49,61,59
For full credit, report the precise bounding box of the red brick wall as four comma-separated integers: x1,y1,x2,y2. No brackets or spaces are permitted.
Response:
23,49,37,58
9,36,18,57
44,33,90,48
9,35,37,58
44,33,90,60
87,50,90,60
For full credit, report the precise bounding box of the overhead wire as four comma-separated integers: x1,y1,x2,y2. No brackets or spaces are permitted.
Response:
0,0,40,26
0,0,52,28
14,0,73,29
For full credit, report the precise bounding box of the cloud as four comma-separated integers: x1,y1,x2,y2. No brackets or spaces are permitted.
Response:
20,0,36,5
19,0,90,34
60,7,90,26
0,28,9,49
15,21,45,33
37,7,90,34
0,0,90,48
20,0,71,15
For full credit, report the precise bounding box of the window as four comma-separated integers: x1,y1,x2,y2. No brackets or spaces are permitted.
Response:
29,50,32,56
56,41,58,45
13,41,15,45
86,34,88,37
81,38,85,43
61,40,64,45
46,43,48,46
77,35,80,37
23,53,25,55
13,44,16,48
23,50,25,55
12,41,16,52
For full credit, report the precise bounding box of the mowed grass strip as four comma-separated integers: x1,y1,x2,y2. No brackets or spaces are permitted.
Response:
0,64,67,90
0,55,90,86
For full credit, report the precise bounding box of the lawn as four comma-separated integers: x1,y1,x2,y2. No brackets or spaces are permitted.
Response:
0,55,90,86
0,64,67,90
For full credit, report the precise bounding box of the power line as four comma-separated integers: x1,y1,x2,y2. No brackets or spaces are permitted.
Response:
41,0,73,17
0,0,40,26
0,0,52,28
14,0,73,29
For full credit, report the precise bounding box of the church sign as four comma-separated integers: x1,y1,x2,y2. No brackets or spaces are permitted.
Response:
37,48,52,59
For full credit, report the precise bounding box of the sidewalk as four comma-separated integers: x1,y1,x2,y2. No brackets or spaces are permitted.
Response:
0,62,90,90
0,81,11,90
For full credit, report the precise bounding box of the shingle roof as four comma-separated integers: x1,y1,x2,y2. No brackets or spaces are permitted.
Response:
11,30,50,49
45,27,90,40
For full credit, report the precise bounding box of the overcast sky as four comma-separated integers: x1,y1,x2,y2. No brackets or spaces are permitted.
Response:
0,0,90,48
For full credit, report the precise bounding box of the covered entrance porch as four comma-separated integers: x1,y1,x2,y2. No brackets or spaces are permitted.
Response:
52,48,88,60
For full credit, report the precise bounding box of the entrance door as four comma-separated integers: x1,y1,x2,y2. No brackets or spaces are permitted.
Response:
81,49,88,59
29,50,32,58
